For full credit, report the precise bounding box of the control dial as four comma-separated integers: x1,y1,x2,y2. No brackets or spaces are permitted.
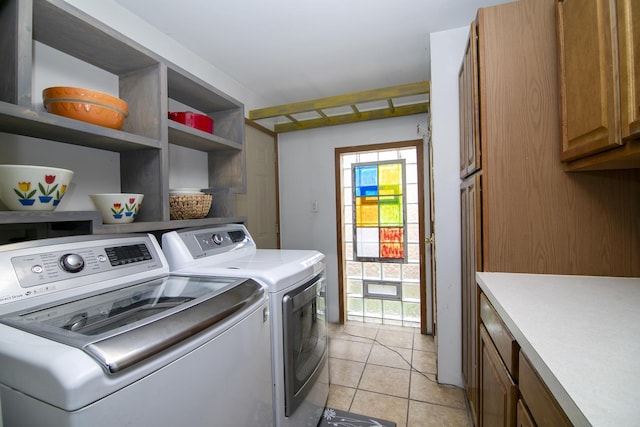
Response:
60,253,85,273
212,233,224,245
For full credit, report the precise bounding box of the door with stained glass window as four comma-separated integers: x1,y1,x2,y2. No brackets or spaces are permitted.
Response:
339,146,422,328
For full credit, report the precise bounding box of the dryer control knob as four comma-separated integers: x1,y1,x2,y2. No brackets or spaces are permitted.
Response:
60,253,85,273
212,233,224,245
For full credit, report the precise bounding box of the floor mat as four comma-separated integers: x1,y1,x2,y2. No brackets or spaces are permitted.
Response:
317,407,396,427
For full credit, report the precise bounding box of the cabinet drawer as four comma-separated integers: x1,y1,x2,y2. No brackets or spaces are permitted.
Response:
519,351,572,427
479,293,519,379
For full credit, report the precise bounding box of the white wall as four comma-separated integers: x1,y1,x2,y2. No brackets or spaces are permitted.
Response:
429,26,468,387
278,116,428,324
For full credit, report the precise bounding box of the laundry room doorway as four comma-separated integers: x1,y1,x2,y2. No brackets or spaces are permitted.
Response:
334,139,431,334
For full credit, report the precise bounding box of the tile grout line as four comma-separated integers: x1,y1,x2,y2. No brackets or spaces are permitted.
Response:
405,327,414,426
331,322,465,426
348,325,377,413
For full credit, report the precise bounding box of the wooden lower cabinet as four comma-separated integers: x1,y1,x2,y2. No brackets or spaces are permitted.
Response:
476,291,573,427
516,400,535,427
479,325,517,427
518,352,573,427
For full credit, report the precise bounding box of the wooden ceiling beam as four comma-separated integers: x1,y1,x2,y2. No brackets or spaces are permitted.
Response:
274,102,429,133
249,80,429,120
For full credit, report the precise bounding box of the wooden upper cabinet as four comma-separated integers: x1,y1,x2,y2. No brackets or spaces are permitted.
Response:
459,22,481,178
619,0,640,139
557,0,620,160
459,55,468,178
557,0,640,170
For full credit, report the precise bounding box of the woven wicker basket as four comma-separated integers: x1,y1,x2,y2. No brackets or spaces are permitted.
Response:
169,194,212,220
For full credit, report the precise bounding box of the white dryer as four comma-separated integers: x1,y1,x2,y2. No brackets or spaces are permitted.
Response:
162,224,329,427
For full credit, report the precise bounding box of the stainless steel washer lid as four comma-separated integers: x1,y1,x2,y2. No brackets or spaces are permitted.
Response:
0,275,264,373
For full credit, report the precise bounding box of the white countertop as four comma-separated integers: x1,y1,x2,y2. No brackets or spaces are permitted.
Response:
476,272,640,427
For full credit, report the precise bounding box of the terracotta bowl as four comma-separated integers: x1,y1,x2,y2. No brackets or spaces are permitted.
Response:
90,193,144,224
43,86,129,130
0,165,73,211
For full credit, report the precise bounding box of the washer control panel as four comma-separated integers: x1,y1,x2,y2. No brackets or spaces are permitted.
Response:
162,224,255,265
11,243,154,289
0,235,164,309
195,229,248,251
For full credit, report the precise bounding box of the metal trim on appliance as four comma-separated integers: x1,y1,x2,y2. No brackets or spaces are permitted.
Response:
2,278,264,374
87,278,264,373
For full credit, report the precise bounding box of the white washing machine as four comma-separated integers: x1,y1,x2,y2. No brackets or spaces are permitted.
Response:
0,233,273,427
162,224,329,427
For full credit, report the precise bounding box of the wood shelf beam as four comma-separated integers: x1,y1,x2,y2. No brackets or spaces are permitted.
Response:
249,81,430,132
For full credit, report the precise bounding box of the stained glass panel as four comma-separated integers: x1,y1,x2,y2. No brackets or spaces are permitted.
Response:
352,160,406,263
343,148,418,327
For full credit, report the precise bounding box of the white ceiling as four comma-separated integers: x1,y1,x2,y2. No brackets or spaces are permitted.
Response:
113,0,511,108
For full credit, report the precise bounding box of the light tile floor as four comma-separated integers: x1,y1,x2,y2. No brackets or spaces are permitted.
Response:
326,321,472,427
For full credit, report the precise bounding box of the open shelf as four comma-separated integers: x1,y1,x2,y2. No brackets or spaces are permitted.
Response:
168,120,242,152
0,0,247,238
0,102,162,152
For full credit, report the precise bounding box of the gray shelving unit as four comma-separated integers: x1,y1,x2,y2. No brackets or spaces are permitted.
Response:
0,0,246,241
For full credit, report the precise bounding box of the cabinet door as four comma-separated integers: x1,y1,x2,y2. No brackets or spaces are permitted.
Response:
479,325,517,427
516,400,535,427
618,0,640,140
459,55,468,178
519,352,572,427
461,173,482,426
557,0,622,161
459,22,480,178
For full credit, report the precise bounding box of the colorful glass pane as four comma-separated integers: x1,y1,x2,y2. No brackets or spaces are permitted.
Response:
380,227,404,259
380,242,404,259
380,227,403,243
356,197,379,227
378,163,402,185
379,196,403,226
355,165,378,197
